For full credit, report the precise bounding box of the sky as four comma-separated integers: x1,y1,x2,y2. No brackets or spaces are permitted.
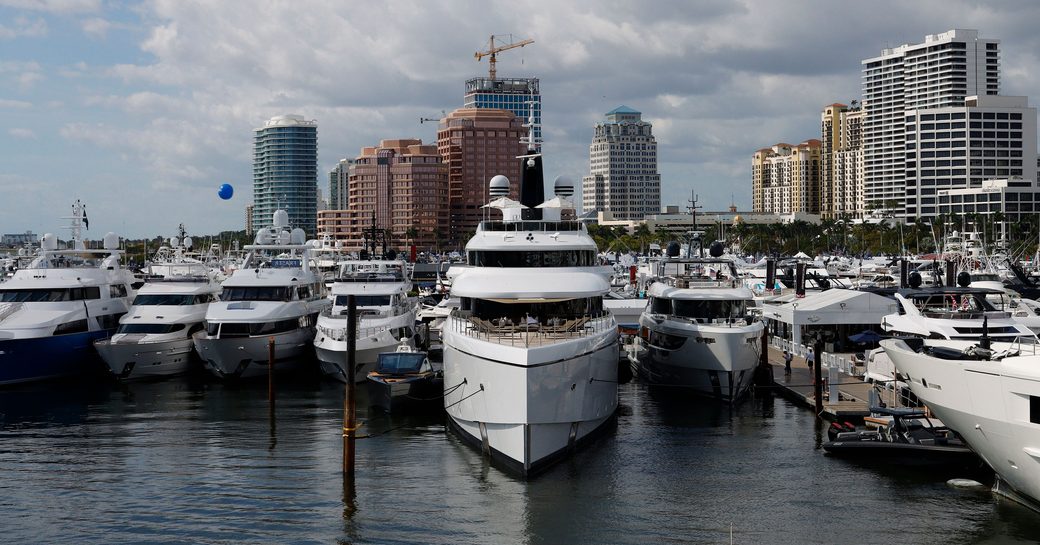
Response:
3,0,1040,239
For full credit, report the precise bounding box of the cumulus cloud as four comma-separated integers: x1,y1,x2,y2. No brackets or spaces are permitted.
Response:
0,16,46,39
0,98,32,108
8,127,36,139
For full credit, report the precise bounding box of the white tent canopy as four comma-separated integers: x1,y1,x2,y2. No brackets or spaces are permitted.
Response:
761,288,898,345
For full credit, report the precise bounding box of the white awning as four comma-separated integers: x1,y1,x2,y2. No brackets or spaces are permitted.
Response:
451,268,609,299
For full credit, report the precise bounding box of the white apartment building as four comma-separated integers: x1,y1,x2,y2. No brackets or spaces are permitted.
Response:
581,106,661,221
861,29,1000,216
906,95,1037,219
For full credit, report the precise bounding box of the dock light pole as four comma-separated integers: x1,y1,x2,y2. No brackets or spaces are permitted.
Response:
343,295,358,476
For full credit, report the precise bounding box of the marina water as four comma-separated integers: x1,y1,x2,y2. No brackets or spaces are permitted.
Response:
2,371,1039,544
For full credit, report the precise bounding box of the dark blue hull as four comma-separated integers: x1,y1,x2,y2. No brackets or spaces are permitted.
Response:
0,331,110,386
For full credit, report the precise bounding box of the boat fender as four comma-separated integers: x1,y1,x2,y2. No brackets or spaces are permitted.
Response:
946,479,986,489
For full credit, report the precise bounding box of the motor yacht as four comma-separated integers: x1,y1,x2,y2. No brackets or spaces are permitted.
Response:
628,256,764,402
0,201,135,385
95,234,220,379
882,336,1040,511
314,259,418,382
441,117,619,477
193,210,329,379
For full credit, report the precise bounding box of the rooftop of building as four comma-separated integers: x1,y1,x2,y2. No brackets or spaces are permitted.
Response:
357,139,439,157
607,105,640,115
258,114,317,130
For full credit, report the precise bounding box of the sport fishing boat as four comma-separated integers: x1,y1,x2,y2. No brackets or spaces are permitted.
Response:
0,201,135,385
883,335,1040,511
193,210,329,379
629,256,764,402
95,234,220,379
441,113,619,477
314,259,418,382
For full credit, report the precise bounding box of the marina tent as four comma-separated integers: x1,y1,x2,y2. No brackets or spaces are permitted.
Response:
761,288,897,349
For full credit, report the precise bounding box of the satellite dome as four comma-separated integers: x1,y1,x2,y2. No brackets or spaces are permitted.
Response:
957,271,971,288
290,228,306,245
182,236,193,250
489,175,510,197
254,228,273,245
169,236,179,248
103,232,120,250
41,233,57,251
272,209,289,229
908,271,923,289
277,230,291,245
553,176,574,197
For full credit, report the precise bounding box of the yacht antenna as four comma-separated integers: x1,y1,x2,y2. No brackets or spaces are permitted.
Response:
687,190,702,258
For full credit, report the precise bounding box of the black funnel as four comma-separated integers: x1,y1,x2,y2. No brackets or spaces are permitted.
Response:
519,154,544,220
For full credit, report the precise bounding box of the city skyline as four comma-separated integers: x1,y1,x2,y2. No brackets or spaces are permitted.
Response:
4,1,1040,237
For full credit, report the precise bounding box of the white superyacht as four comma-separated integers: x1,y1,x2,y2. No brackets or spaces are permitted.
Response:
441,134,619,477
629,255,764,402
883,335,1040,511
314,259,418,383
95,234,220,379
193,211,329,379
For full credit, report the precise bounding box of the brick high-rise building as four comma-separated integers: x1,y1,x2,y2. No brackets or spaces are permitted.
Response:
335,139,447,251
436,108,527,246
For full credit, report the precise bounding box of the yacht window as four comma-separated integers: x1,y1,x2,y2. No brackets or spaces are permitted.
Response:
53,319,89,335
96,313,124,329
109,284,128,298
376,353,427,374
648,330,687,350
336,295,391,307
297,286,311,300
671,300,746,321
205,322,220,336
195,294,216,305
467,297,604,325
221,286,291,302
0,287,100,302
117,323,187,334
133,294,197,306
468,250,596,267
250,319,300,336
1032,396,1040,425
650,297,671,314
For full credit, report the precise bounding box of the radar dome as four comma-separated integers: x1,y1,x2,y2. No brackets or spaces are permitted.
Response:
290,228,306,245
254,228,273,245
41,233,57,251
182,237,193,250
553,176,575,197
277,230,291,245
103,232,120,250
272,209,290,229
666,241,681,258
169,236,179,248
709,241,724,257
957,271,971,288
489,175,510,197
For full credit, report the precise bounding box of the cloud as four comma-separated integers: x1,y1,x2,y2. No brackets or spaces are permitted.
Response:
0,0,100,13
0,98,32,108
80,16,111,38
0,16,46,39
8,127,36,139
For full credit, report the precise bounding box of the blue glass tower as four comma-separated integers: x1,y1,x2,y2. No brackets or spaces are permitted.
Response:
464,77,541,140
252,114,318,236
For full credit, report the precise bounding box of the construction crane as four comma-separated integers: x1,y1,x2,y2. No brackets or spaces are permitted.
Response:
419,110,446,124
474,34,534,80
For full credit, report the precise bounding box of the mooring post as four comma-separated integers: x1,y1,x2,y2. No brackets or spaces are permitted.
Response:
267,336,276,405
343,294,358,476
813,338,824,417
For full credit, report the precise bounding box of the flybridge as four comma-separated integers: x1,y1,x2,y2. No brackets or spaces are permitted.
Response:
478,220,583,233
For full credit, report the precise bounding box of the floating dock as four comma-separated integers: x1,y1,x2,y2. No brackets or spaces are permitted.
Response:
762,344,872,419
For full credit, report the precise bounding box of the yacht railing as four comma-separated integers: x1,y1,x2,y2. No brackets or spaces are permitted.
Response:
769,336,855,376
655,314,757,328
448,309,615,347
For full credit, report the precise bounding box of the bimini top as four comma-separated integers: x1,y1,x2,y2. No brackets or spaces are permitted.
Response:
451,268,609,300
647,283,754,301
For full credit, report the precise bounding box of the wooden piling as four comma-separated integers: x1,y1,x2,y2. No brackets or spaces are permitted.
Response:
267,336,276,405
343,295,358,476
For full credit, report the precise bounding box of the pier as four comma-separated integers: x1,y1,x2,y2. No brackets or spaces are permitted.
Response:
762,343,875,419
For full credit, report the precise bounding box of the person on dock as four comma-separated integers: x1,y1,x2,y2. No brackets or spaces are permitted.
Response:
806,348,815,375
783,350,792,375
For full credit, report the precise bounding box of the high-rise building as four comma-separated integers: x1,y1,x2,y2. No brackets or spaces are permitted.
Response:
436,108,527,245
245,203,254,236
336,139,448,251
821,103,865,218
581,106,661,221
905,95,1037,218
464,77,540,139
751,140,822,215
252,114,318,235
328,158,352,211
861,29,1000,215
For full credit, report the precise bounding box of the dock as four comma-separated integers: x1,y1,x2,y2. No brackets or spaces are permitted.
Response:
761,344,874,419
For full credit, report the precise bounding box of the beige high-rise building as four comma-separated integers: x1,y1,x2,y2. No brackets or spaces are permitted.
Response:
581,106,661,221
752,140,822,214
317,139,447,251
821,103,865,218
436,108,526,246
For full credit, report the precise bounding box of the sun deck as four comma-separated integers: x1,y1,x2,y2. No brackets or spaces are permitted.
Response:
447,309,614,348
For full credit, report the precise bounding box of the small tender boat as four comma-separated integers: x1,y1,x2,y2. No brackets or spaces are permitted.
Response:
366,343,441,413
823,406,981,469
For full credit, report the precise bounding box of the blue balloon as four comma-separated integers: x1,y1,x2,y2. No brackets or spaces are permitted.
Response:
218,183,234,200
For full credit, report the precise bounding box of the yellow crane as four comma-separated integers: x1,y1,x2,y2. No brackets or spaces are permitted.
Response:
474,34,534,80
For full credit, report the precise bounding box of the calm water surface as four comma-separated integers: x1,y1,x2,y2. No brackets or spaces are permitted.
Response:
2,370,1039,544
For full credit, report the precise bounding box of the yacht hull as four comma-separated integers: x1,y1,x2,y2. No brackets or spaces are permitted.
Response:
94,337,197,380
442,324,619,478
0,331,108,385
314,330,410,383
883,339,1040,512
193,327,315,379
632,320,764,402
